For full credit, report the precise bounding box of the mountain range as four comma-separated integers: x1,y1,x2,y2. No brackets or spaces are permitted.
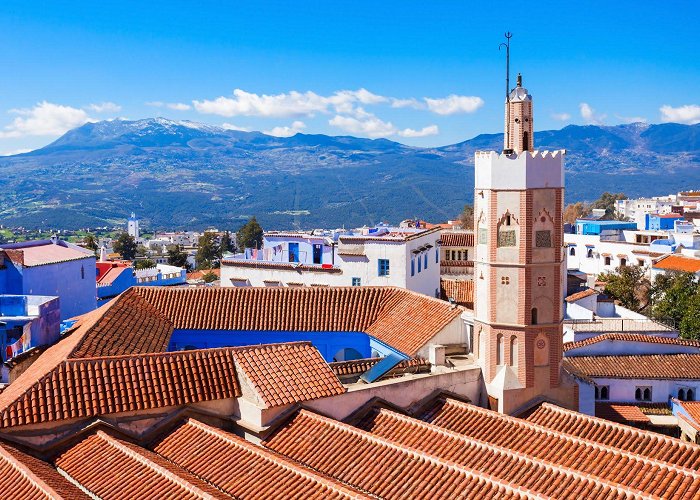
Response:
0,118,698,230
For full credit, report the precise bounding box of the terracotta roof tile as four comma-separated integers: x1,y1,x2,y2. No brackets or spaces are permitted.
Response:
329,357,430,377
0,442,87,499
679,401,700,428
186,269,221,280
55,431,228,499
440,279,474,308
264,409,534,499
0,348,241,428
527,403,700,469
356,407,635,498
563,354,700,379
564,333,700,352
419,397,700,497
594,403,652,424
232,342,345,408
153,418,367,499
439,231,474,247
1,243,93,267
654,254,700,273
564,288,598,303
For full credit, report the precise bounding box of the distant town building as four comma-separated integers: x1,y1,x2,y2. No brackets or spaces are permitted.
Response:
96,261,187,304
221,225,441,297
0,238,96,319
127,212,140,239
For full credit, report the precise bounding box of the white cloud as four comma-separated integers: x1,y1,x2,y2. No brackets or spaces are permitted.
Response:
329,111,397,138
579,102,606,125
194,89,336,118
659,104,700,125
0,148,32,156
614,114,647,124
88,102,121,113
0,101,94,138
391,97,423,109
146,101,165,107
551,112,571,121
221,123,251,132
166,102,191,111
424,95,484,115
264,120,306,137
398,125,439,138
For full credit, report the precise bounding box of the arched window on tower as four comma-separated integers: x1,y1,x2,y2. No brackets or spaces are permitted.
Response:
531,308,538,325
509,336,518,367
496,334,504,365
522,131,529,152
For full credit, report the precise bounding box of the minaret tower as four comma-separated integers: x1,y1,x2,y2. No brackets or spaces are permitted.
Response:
472,35,571,414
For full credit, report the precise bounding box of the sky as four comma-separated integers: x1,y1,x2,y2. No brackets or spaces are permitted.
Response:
1,1,699,155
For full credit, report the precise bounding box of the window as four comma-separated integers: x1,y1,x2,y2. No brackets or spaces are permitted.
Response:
424,253,428,269
604,256,611,266
509,336,518,366
637,259,645,267
418,256,422,273
312,244,322,264
531,308,538,325
378,259,390,277
81,265,85,279
620,258,627,267
352,277,361,287
635,386,652,402
411,259,415,276
501,276,510,285
496,334,504,365
587,248,593,258
522,131,529,151
478,228,488,245
535,230,552,248
288,242,299,263
678,388,695,401
505,214,512,226
595,385,610,401
435,248,439,263
569,247,576,256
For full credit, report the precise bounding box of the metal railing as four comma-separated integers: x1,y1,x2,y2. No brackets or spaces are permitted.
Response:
564,317,676,332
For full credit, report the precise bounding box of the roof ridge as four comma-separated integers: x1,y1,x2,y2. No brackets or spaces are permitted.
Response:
564,333,700,352
538,402,700,452
94,431,219,499
184,419,360,495
440,398,700,478
368,408,644,497
0,443,63,499
290,410,540,499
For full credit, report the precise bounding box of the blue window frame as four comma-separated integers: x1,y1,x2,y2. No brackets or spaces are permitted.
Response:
411,259,415,276
352,277,361,286
288,242,299,263
424,253,428,269
418,256,422,273
378,259,390,276
435,248,439,263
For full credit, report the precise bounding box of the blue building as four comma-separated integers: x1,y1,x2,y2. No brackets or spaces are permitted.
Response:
0,294,61,363
574,219,637,236
645,213,684,231
0,238,97,320
96,262,187,305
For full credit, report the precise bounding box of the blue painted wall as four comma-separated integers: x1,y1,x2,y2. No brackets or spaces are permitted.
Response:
168,329,403,361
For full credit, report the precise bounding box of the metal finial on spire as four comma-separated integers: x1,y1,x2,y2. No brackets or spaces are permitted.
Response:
517,72,522,87
499,32,513,153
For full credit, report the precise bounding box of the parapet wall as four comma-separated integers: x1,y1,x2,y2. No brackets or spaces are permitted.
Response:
475,150,565,190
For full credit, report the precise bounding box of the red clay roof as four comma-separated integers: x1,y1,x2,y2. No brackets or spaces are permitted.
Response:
264,409,532,499
564,333,700,352
439,231,474,247
355,407,634,499
526,403,700,468
654,254,700,273
329,357,430,377
186,268,221,280
1,242,93,268
55,431,228,499
231,342,345,407
153,418,366,499
679,401,700,427
440,278,474,308
594,403,652,424
564,288,598,303
0,441,88,499
96,265,130,285
419,397,700,496
563,354,700,380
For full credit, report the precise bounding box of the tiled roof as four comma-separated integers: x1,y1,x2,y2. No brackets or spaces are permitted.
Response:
563,354,700,379
355,407,634,499
526,403,700,469
329,357,430,377
264,409,533,499
231,342,344,407
338,227,441,243
0,348,241,428
186,268,221,280
440,259,474,267
54,431,228,499
1,242,93,267
153,419,366,499
222,259,342,273
418,397,700,496
654,254,700,273
679,401,700,427
439,231,474,247
564,288,598,303
594,403,652,424
564,333,700,352
96,265,130,285
0,442,88,499
440,278,474,308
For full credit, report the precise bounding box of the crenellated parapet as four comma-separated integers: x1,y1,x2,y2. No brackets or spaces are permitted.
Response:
475,149,566,190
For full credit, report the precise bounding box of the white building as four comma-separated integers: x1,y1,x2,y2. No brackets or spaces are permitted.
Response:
127,212,140,239
220,225,441,297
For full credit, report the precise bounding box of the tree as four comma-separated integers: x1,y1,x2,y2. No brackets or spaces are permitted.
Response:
563,202,589,225
134,259,156,270
650,272,700,334
82,233,98,252
195,232,219,269
202,271,218,283
237,217,263,250
591,192,627,220
167,244,190,269
680,293,700,340
112,232,137,260
219,231,236,256
598,265,650,312
457,204,474,230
